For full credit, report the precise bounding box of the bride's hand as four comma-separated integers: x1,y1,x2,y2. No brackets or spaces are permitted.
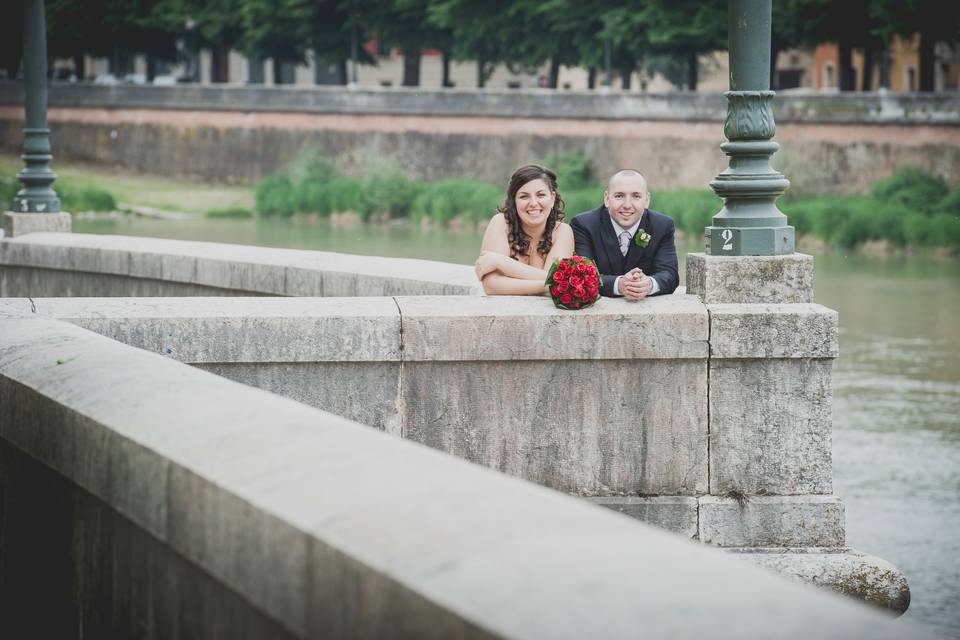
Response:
474,251,502,279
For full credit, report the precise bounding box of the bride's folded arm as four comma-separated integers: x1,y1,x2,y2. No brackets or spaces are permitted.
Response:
480,272,548,296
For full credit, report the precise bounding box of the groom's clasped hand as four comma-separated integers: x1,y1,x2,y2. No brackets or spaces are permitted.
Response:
476,165,679,301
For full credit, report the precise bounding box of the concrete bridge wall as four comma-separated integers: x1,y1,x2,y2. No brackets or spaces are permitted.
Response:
0,232,911,613
1,83,958,194
0,316,920,638
0,234,841,543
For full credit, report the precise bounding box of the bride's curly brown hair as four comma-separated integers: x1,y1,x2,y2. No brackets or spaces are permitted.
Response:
498,164,566,260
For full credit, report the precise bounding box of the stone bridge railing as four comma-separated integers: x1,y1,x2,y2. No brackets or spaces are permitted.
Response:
0,315,921,638
0,232,911,614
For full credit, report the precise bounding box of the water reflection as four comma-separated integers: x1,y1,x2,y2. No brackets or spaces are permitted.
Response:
74,216,960,637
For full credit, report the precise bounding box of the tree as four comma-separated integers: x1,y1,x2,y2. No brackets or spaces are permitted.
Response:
350,0,451,87
627,0,726,91
45,0,180,80
428,0,518,87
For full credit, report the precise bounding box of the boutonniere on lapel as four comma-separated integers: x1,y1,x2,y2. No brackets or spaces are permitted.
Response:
634,230,651,248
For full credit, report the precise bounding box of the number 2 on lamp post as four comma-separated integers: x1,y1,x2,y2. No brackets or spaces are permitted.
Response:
720,229,734,251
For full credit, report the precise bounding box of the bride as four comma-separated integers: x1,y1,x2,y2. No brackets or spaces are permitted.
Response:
475,164,574,295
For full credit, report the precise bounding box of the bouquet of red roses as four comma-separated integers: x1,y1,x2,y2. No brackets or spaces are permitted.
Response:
545,255,602,310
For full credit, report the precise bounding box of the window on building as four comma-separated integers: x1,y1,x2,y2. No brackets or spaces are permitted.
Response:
906,65,917,92
824,62,835,88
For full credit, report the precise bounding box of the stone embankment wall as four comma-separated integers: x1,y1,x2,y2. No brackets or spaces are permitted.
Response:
1,83,958,194
0,317,920,639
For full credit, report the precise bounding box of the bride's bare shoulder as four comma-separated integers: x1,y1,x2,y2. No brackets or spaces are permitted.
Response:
486,212,507,228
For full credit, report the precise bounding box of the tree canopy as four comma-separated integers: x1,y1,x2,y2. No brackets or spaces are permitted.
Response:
26,0,960,90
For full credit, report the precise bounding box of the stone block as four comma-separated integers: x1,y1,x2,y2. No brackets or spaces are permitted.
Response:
397,295,708,361
200,362,402,434
699,495,845,547
402,359,708,495
283,264,326,296
710,358,833,495
731,548,910,614
709,303,838,358
3,211,71,237
686,252,813,304
587,496,698,538
194,254,287,294
8,296,402,363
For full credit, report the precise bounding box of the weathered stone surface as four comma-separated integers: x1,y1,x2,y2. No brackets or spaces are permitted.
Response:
3,212,71,237
0,296,401,363
397,295,708,361
699,495,845,548
710,358,833,495
0,318,925,632
732,548,911,614
709,303,838,359
686,253,813,304
588,496,698,538
199,362,402,435
0,266,244,298
402,359,708,495
0,232,479,297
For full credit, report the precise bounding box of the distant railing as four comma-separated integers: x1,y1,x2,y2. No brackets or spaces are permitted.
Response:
0,80,958,124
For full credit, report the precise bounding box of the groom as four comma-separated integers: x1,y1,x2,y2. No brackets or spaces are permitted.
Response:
571,170,679,299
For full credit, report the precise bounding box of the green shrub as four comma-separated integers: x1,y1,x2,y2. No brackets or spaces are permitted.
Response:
73,187,117,211
544,149,594,190
929,213,960,250
288,151,339,186
206,206,253,219
0,175,18,205
652,189,720,235
360,163,419,219
829,198,903,248
563,187,603,219
410,179,500,224
295,180,332,215
325,177,366,214
459,182,501,223
934,186,960,216
871,167,947,215
255,174,296,217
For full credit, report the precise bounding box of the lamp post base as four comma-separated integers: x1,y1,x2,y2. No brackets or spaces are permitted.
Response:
705,224,795,256
3,211,71,238
686,252,813,304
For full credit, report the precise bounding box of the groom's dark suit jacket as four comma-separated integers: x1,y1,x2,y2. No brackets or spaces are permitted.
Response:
570,206,679,297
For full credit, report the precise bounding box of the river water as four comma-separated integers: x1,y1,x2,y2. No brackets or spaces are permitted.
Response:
75,216,960,637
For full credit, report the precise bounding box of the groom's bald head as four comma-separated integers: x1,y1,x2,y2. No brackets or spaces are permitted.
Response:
607,169,647,193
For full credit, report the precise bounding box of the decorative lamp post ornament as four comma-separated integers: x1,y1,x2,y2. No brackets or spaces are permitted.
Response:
705,0,793,256
13,0,60,215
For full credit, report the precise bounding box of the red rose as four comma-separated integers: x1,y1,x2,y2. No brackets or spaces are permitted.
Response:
573,287,586,299
558,260,569,270
575,263,587,273
552,270,566,283
550,286,560,296
572,255,584,263
557,281,569,293
560,293,574,305
568,275,581,287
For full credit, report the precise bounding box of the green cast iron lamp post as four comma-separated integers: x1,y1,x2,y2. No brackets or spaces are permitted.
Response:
12,0,61,215
705,0,793,256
